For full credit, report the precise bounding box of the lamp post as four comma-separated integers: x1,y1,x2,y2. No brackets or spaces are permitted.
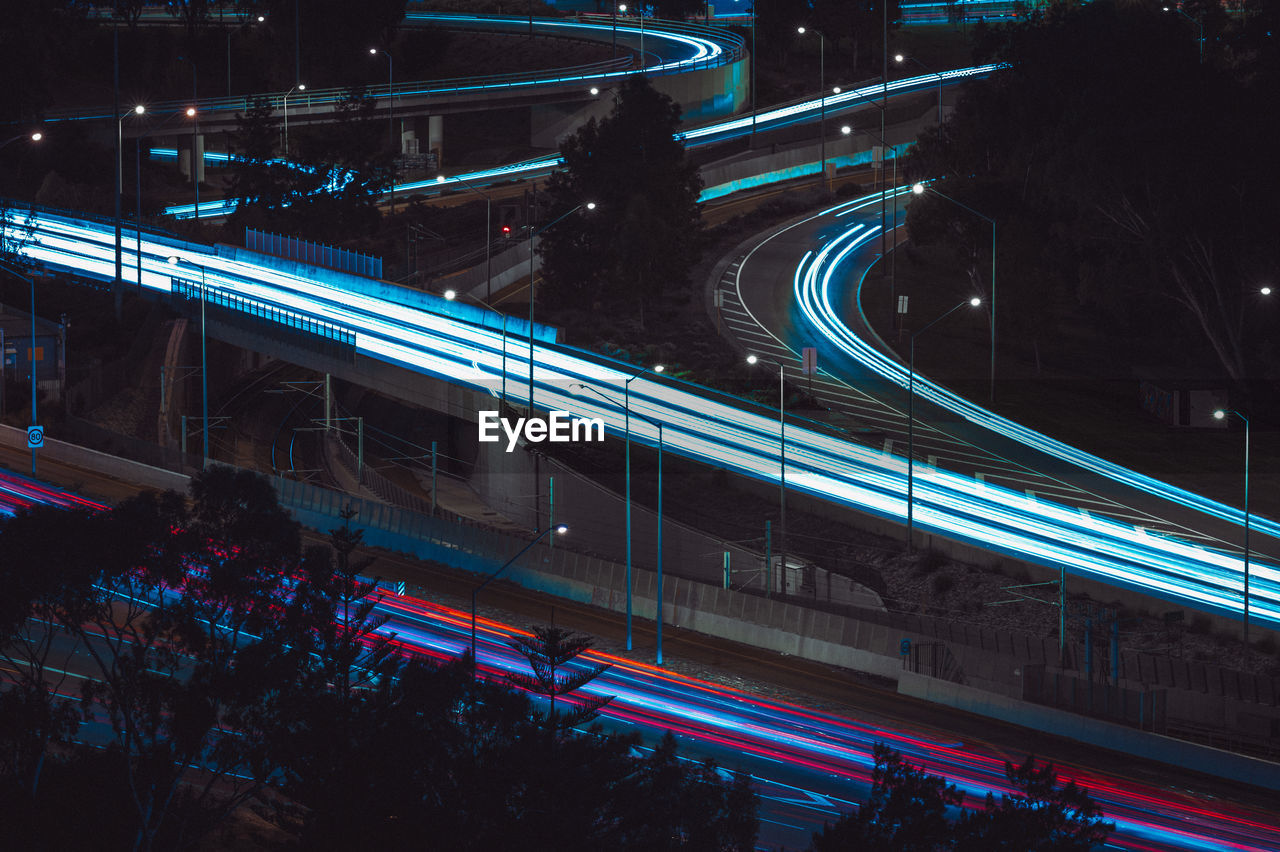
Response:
619,4,645,65
0,131,42,152
906,298,982,552
1163,5,1204,63
282,84,306,157
444,287,509,406
436,174,494,303
227,14,265,96
527,201,595,411
832,85,890,279
1214,408,1251,661
0,263,41,476
843,124,899,317
167,256,209,467
470,524,568,672
136,108,196,295
116,105,145,292
797,27,826,188
894,53,945,125
370,47,396,215
747,354,787,596
568,366,663,653
573,381,666,664
912,182,997,403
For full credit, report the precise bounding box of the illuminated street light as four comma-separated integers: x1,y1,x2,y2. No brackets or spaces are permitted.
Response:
1213,407,1251,662
282,84,306,156
572,378,666,661
528,202,595,410
894,53,945,125
115,105,145,292
907,298,982,553
747,353,787,595
797,26,827,188
471,524,568,671
912,182,998,403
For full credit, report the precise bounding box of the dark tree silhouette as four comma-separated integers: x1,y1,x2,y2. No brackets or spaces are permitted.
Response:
809,746,1112,851
506,625,614,730
539,75,703,323
954,755,1113,851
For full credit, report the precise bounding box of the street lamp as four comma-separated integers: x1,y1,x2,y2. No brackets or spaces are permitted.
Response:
0,131,42,151
747,354,787,596
444,286,509,406
906,298,981,552
0,262,42,476
618,5,645,65
115,105,145,292
436,174,494,303
843,124,900,319
832,85,891,282
568,365,663,653
227,14,266,96
527,201,595,411
894,53,945,126
1163,5,1204,63
912,182,997,403
282,84,306,156
1213,407,1251,661
573,380,667,664
136,108,196,295
470,524,568,672
166,256,210,467
797,27,826,188
370,47,396,215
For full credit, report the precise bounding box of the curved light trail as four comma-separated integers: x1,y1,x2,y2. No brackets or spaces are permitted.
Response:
6,199,1277,631
161,66,998,219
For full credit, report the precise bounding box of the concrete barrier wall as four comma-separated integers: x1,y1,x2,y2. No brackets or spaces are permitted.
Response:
898,670,1280,792
0,424,190,495
469,434,766,590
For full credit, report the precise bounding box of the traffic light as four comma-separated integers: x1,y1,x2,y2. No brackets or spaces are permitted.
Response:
501,224,512,237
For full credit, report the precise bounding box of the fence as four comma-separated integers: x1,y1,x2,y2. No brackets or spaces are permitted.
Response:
246,228,382,280
169,277,356,364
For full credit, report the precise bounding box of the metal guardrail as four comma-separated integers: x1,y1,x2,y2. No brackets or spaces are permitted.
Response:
169,277,357,363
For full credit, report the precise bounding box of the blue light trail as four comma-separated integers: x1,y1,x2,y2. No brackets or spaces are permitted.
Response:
6,201,1277,631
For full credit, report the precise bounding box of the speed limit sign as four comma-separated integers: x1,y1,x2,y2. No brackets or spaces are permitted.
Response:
26,425,44,449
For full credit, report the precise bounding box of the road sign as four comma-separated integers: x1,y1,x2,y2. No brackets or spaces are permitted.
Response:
26,425,43,449
899,638,911,656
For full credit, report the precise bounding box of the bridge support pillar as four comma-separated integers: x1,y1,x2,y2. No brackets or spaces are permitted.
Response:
427,115,444,169
178,133,205,185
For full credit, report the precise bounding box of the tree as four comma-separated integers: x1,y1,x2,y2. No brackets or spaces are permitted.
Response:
808,746,1112,851
0,467,313,851
906,1,1280,400
289,86,393,243
540,75,704,323
810,743,962,851
506,625,614,730
226,96,293,225
954,756,1113,851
